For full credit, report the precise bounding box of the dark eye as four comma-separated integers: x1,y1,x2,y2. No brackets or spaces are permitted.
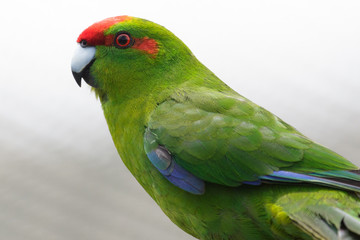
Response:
114,32,133,49
80,40,87,48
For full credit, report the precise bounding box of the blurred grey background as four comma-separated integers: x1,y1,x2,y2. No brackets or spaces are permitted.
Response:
0,0,359,239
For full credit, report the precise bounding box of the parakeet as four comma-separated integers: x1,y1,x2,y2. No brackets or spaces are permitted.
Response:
71,16,360,240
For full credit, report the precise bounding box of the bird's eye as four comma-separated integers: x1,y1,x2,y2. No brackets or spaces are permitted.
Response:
80,40,87,48
114,32,133,49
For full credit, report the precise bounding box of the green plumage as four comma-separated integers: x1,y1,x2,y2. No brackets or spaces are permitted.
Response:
73,16,360,239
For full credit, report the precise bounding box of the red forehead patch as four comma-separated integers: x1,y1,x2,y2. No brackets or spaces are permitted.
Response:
77,16,132,46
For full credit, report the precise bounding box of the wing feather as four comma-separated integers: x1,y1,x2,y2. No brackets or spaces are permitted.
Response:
145,87,358,187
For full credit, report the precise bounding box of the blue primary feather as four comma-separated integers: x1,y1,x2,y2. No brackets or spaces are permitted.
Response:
260,170,360,192
243,180,262,185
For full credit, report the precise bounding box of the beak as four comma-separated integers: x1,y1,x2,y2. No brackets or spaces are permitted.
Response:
71,44,96,87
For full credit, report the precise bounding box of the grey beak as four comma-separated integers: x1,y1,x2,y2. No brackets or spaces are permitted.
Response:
72,71,83,87
71,44,96,87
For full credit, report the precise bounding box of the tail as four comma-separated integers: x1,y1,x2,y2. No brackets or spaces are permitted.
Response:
271,184,360,240
288,205,360,240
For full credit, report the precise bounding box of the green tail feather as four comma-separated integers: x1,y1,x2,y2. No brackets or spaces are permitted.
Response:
291,205,360,240
277,195,360,239
265,185,360,240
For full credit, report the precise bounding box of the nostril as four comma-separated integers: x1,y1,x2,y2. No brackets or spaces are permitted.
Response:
80,40,87,48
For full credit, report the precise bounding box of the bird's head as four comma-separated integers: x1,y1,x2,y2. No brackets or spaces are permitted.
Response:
71,16,197,100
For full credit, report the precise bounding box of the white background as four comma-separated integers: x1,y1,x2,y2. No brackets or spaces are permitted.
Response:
0,1,359,239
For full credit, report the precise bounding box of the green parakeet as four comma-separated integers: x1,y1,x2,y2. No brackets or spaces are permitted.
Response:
71,16,360,240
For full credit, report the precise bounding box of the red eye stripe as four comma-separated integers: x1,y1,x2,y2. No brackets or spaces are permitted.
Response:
104,35,114,46
106,35,158,55
132,37,159,55
84,33,159,57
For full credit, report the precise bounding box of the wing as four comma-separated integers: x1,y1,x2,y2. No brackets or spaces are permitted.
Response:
144,87,358,192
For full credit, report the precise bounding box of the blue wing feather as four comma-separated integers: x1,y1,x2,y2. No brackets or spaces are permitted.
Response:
146,147,205,195
260,170,360,192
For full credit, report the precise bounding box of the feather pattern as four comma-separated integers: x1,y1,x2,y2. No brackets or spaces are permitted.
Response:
146,88,358,188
